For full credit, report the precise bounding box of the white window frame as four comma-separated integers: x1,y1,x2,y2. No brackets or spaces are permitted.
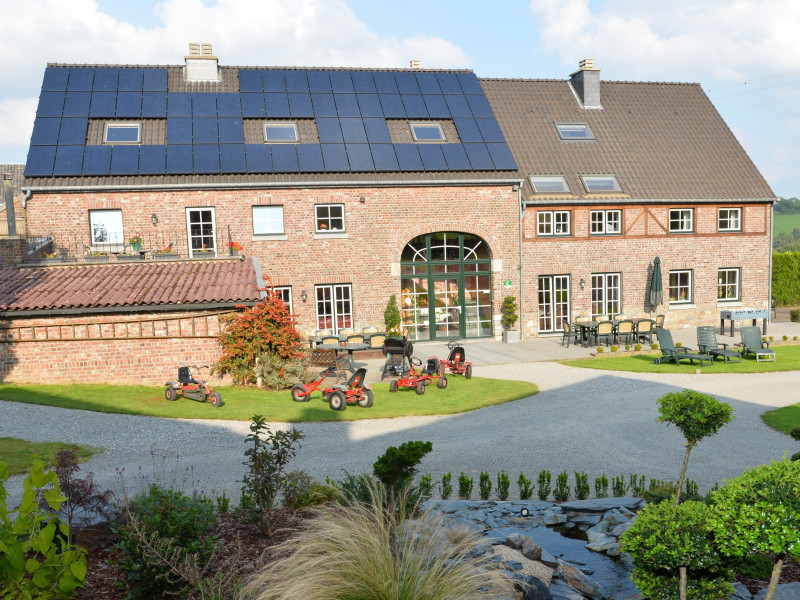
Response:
104,122,141,144
315,204,345,233
538,275,571,333
186,207,217,257
718,208,742,232
274,286,294,314
669,208,694,233
591,273,621,319
590,209,622,235
669,270,693,304
718,268,740,302
253,205,285,235
264,122,298,143
315,284,353,334
555,123,594,140
410,122,445,142
582,175,621,193
537,210,570,236
530,176,570,194
89,209,124,246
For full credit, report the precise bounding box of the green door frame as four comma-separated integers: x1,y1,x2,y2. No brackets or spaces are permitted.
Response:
429,274,464,340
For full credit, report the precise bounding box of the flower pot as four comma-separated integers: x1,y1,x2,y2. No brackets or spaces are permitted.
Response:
153,253,179,260
85,255,109,263
502,329,520,343
116,254,144,261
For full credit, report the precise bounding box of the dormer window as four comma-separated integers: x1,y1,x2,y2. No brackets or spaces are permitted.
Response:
104,123,140,144
264,122,298,143
530,176,570,194
555,123,594,140
410,122,445,142
581,175,621,193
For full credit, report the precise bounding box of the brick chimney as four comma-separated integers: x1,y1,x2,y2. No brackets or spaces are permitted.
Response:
185,43,220,82
570,58,601,109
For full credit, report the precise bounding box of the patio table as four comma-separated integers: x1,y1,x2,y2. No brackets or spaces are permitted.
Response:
315,342,369,374
573,321,598,347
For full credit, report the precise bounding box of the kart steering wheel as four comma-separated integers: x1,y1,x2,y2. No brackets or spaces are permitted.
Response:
410,356,423,366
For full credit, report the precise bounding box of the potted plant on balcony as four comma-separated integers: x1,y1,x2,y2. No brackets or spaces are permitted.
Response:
128,234,143,253
85,250,109,263
153,243,178,260
228,241,244,256
501,296,520,343
192,243,215,258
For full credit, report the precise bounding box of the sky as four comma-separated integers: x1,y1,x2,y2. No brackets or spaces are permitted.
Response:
1,0,799,198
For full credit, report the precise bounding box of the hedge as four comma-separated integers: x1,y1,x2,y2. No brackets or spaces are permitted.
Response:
772,251,800,306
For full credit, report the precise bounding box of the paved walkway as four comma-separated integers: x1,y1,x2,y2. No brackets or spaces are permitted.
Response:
2,318,798,504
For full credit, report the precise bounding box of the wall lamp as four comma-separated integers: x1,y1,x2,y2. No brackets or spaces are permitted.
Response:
300,290,308,303
151,213,158,226
579,278,586,290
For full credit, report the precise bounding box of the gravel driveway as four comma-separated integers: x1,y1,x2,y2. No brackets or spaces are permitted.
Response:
1,361,796,503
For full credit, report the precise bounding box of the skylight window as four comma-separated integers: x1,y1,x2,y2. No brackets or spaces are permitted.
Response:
530,176,570,194
104,123,140,144
264,122,299,143
410,123,445,142
555,123,594,140
581,175,621,193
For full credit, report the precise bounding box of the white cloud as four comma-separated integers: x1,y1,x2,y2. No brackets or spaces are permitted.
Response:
0,98,37,164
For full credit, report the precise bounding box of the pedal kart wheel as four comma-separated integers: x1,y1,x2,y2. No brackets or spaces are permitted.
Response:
329,391,346,411
164,386,177,401
291,383,309,402
465,364,473,379
415,381,425,395
437,375,448,389
389,380,398,393
357,389,374,408
210,391,223,407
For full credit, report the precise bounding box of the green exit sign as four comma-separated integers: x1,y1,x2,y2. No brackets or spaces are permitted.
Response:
503,279,512,287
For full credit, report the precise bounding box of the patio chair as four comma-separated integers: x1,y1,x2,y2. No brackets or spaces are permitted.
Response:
654,314,665,329
561,320,579,347
368,333,386,349
346,334,365,344
362,325,379,334
320,335,340,345
339,327,355,335
739,326,775,362
696,326,742,364
595,321,614,347
635,319,654,344
654,328,713,366
615,320,635,345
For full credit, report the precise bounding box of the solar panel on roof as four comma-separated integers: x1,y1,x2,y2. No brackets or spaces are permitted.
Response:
415,72,442,94
138,145,166,174
58,118,88,145
311,94,337,117
320,144,349,172
193,145,220,173
192,93,217,117
30,118,61,145
340,118,367,143
394,72,420,94
436,72,462,94
334,94,360,117
441,144,471,171
115,92,142,117
166,145,193,173
217,93,241,117
193,118,219,144
219,118,244,143
316,118,344,143
67,68,94,90
142,92,167,117
307,71,331,93
118,69,144,91
370,144,399,171
420,95,449,119
265,93,291,118
238,69,263,92
417,144,447,171
111,145,139,174
351,71,376,93
42,67,69,91
401,94,428,118
373,72,399,93
444,95,472,117
93,68,119,91
167,93,192,117
262,70,286,92
240,93,266,118
297,144,325,172
393,144,423,171
53,146,84,175
463,143,494,170
24,146,57,176
245,143,272,172
379,94,405,118
143,69,168,91
345,144,374,172
37,92,65,117
288,93,314,118
167,118,193,144
329,71,354,93
82,145,112,175
486,143,517,170
356,94,383,117
285,70,309,92
466,95,494,118
476,118,506,143
220,144,247,173
456,72,483,95
89,92,116,117
271,144,299,172
363,118,391,143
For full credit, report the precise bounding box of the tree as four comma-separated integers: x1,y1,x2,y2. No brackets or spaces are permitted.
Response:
708,460,800,600
501,296,518,330
383,294,401,334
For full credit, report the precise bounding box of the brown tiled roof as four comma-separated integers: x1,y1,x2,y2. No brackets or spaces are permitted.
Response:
480,78,776,201
0,257,262,313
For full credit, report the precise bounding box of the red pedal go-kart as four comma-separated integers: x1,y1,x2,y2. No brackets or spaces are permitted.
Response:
389,356,447,395
440,340,473,379
291,365,373,411
291,363,339,402
165,365,223,407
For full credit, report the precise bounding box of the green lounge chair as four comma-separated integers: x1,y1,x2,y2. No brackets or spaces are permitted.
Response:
697,326,742,363
739,326,775,362
654,328,713,366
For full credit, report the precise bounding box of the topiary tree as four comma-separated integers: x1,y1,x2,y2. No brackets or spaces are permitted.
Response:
383,294,401,335
708,459,800,600
501,296,518,330
620,500,733,600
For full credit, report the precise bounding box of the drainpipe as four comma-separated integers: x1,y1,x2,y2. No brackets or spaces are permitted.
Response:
517,183,524,340
2,175,15,237
21,189,32,209
769,199,775,319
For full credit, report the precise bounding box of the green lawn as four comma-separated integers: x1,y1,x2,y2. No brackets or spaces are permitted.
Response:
561,344,800,373
0,438,102,476
0,376,538,422
761,404,800,435
773,213,800,236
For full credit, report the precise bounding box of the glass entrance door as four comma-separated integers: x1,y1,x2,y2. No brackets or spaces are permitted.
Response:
432,277,461,338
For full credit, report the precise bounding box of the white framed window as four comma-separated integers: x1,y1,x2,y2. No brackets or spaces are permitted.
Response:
410,122,445,142
591,273,621,319
555,123,594,140
186,207,217,257
274,286,294,314
669,270,692,304
718,268,740,301
315,284,352,333
264,122,298,143
89,209,124,245
590,210,622,235
253,205,284,235
538,275,570,333
315,204,344,232
537,211,570,236
530,176,570,194
104,123,141,144
669,208,694,233
582,175,621,193
718,208,742,232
